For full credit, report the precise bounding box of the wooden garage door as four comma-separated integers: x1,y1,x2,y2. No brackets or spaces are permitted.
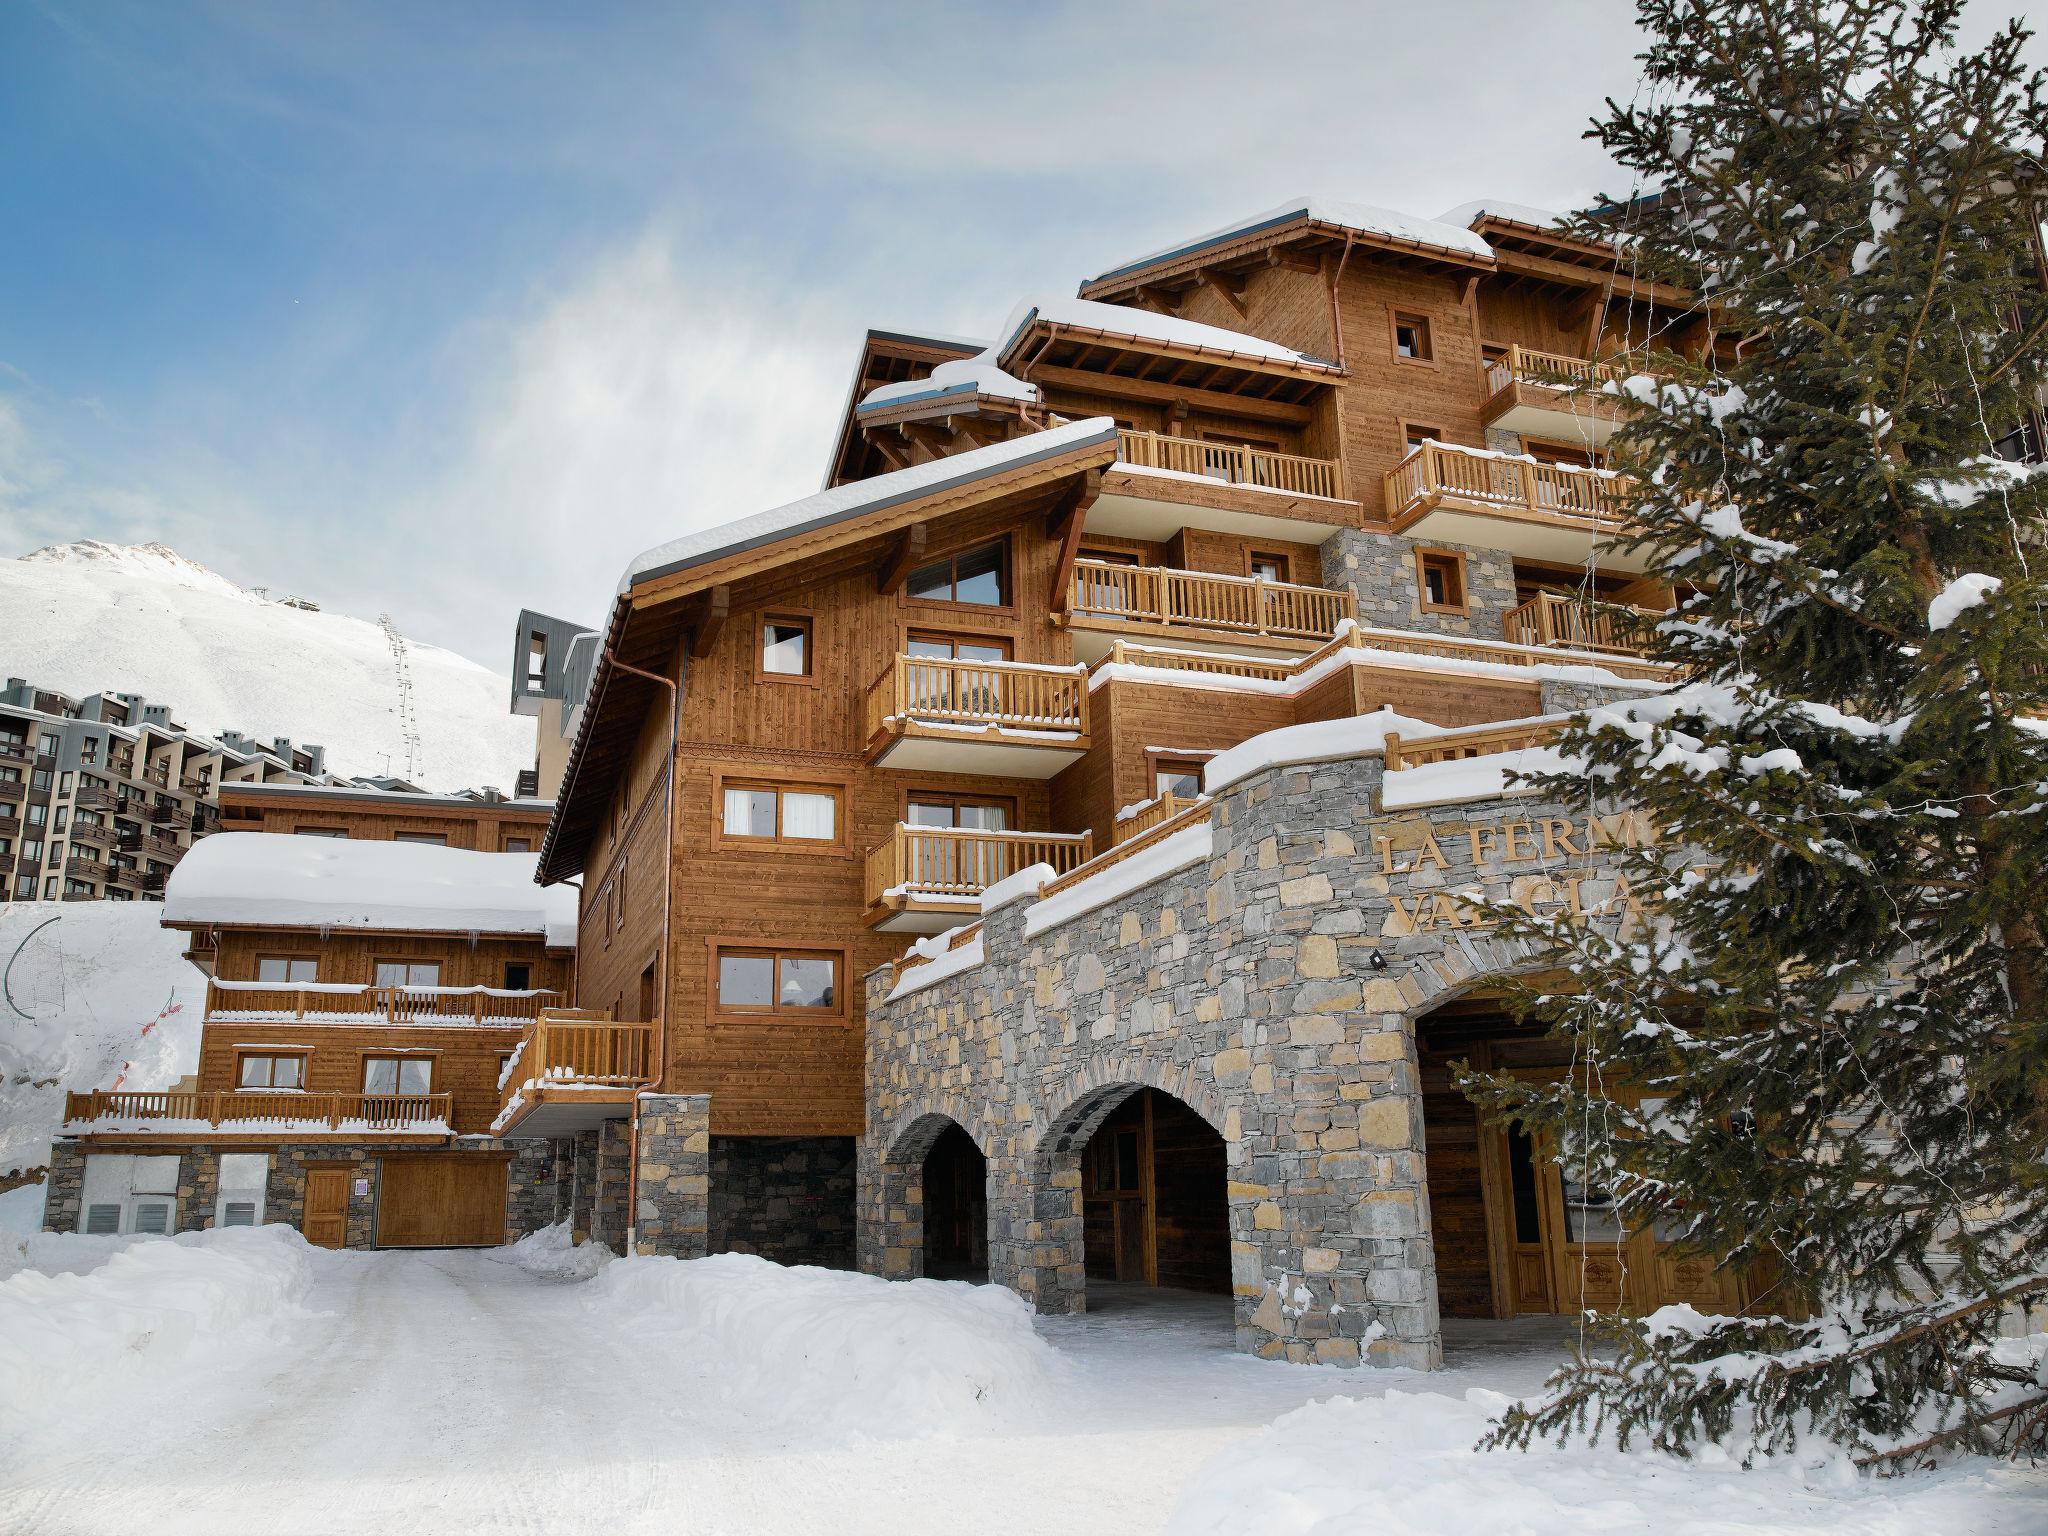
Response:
375,1156,508,1248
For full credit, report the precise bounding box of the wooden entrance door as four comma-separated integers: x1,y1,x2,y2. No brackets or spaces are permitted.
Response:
374,1156,508,1248
303,1167,350,1249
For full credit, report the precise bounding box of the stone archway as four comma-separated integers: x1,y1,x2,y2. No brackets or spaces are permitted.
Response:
858,1105,993,1281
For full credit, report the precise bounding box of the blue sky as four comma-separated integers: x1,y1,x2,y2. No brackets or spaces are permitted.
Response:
3,1,2033,669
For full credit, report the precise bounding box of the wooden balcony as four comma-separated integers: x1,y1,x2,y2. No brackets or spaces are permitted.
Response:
1115,428,1344,501
63,854,106,880
1383,441,1644,569
0,778,23,805
1112,793,1204,846
495,1009,656,1137
1383,719,1563,771
206,982,560,1026
1064,559,1356,662
64,1089,453,1139
1503,591,1661,658
1479,345,1633,448
68,821,115,849
862,655,1089,777
864,823,1093,932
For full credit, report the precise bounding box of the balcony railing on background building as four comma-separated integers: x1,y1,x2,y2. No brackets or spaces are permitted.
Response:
1502,591,1661,657
65,1089,452,1132
1115,428,1345,501
206,981,561,1025
865,824,1093,908
1384,440,1631,528
1480,345,1628,402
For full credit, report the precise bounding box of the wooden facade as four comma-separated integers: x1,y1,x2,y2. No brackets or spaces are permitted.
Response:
215,784,552,851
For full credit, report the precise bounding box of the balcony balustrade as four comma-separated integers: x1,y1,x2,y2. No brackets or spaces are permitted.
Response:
1502,591,1662,657
206,981,560,1026
864,823,1093,930
65,1089,452,1135
1479,345,1640,449
1114,428,1344,501
862,654,1089,776
1382,440,1642,569
1065,559,1355,661
495,1010,656,1137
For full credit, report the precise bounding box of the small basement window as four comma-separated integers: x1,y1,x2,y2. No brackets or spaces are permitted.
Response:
1416,548,1469,613
1393,313,1433,362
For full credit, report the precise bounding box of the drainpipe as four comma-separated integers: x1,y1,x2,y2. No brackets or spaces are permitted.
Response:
1326,234,1357,371
604,653,680,1254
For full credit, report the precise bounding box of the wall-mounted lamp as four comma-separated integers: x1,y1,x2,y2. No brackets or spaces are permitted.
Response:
1368,950,1388,972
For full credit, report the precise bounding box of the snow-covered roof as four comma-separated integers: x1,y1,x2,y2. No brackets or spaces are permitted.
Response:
994,294,1334,371
216,781,553,810
859,356,1039,413
1089,197,1495,287
1435,199,1569,232
163,833,578,945
620,416,1120,593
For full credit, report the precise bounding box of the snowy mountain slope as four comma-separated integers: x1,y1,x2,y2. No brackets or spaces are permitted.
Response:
0,542,534,791
0,901,206,1194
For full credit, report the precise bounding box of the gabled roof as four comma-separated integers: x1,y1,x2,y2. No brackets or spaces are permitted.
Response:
825,328,986,488
991,293,1339,376
1081,196,1496,299
165,833,577,946
540,419,1122,884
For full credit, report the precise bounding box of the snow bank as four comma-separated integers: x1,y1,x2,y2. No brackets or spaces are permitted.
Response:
585,1252,1059,1438
1166,1387,2046,1536
0,1226,315,1438
493,1220,614,1282
164,833,578,944
0,900,206,1185
1204,707,1442,795
1024,822,1213,939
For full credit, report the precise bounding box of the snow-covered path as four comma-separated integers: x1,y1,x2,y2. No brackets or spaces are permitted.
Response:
0,1247,1452,1536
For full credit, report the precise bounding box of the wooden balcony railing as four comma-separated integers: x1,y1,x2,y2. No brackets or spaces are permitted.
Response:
1113,793,1205,846
65,1089,452,1132
865,824,1093,907
68,822,115,848
206,982,561,1025
1503,592,1661,657
1384,440,1632,530
1039,797,1215,901
863,655,1087,745
1383,719,1563,771
1481,344,1627,401
1069,560,1356,643
1115,428,1345,500
497,1012,657,1127
0,778,24,804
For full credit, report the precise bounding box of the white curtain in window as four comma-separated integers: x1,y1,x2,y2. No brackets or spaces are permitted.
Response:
781,792,835,840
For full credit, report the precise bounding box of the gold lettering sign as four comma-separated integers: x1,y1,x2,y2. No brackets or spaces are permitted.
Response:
1375,811,1658,936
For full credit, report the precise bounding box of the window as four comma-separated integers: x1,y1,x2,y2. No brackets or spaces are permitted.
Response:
375,959,442,988
256,955,319,983
363,1057,433,1096
721,782,839,843
1153,759,1207,799
905,632,1010,663
393,831,448,846
502,835,532,853
525,629,549,693
715,948,839,1015
1392,312,1433,362
504,963,532,991
1403,423,1444,453
615,863,628,932
906,540,1008,607
1415,548,1469,613
906,796,1009,831
79,739,98,765
296,825,348,838
25,803,44,827
58,771,72,794
38,732,59,758
1247,551,1292,584
43,876,58,899
237,1054,306,1090
760,616,811,679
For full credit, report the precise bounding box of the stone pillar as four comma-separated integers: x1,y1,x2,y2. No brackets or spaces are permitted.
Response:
594,1121,631,1250
570,1128,599,1242
39,1141,85,1232
632,1093,710,1258
504,1138,557,1241
991,1153,1086,1313
855,1136,923,1279
176,1147,220,1233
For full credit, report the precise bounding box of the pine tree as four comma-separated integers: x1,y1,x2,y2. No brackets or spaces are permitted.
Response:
1464,0,2048,1466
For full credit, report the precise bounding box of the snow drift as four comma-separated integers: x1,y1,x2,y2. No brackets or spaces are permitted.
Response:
0,540,533,791
585,1251,1060,1437
0,1226,315,1440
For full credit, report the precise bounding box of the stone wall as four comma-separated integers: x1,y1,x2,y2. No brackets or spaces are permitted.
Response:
633,1094,710,1258
1321,527,1519,641
39,1141,84,1231
711,1136,858,1268
862,745,1649,1369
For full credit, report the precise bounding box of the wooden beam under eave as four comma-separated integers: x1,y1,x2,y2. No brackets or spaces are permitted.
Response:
868,428,914,472
1494,247,1691,308
901,421,957,457
1046,469,1103,615
1027,364,1318,425
689,585,729,659
877,523,929,593
1266,248,1322,274
1196,268,1249,320
1135,284,1184,315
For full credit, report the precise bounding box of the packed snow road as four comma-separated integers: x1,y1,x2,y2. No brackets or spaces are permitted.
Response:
2,1231,2042,1535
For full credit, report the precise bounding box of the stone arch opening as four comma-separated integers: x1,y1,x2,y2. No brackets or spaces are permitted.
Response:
1035,1080,1231,1315
921,1124,987,1281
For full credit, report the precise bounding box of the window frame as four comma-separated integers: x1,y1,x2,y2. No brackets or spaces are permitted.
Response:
392,830,449,846
1390,310,1437,366
372,957,443,989
1414,547,1471,615
1400,421,1446,456
902,627,1014,663
500,833,533,853
712,774,849,854
234,1051,309,1091
359,1053,437,1098
899,789,1017,830
899,536,1015,614
707,939,850,1025
254,953,320,984
756,610,817,685
1244,550,1294,584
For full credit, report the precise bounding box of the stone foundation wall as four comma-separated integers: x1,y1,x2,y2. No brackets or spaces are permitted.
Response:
39,1142,84,1231
633,1094,710,1258
863,745,1650,1368
1322,527,1519,641
712,1136,857,1268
